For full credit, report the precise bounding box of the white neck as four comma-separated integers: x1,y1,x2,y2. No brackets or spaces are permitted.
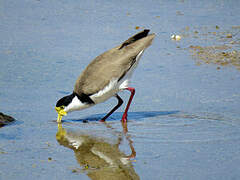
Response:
64,96,91,113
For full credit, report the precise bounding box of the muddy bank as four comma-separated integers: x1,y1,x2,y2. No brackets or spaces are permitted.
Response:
174,25,240,70
0,112,15,127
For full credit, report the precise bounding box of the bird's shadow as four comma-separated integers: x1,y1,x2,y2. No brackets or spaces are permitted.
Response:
63,110,180,123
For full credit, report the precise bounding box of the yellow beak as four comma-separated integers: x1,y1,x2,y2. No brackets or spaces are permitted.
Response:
55,107,67,123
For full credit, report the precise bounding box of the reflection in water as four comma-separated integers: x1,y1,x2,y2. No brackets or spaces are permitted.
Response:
80,111,179,122
56,123,140,180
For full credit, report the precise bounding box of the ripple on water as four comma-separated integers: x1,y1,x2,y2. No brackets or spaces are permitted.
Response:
56,111,240,144
129,111,240,143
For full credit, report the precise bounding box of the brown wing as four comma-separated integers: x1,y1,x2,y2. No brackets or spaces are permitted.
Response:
74,32,155,95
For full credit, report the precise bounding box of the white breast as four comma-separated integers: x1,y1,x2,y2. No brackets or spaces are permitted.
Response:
90,78,119,104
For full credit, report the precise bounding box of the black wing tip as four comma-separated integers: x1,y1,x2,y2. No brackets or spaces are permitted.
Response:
138,29,150,38
119,29,151,49
143,29,150,33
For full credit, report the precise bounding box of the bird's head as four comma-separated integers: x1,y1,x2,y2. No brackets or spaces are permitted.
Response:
55,94,75,123
55,92,90,123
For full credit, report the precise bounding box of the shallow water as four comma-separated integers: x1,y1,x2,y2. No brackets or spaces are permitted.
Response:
1,0,240,179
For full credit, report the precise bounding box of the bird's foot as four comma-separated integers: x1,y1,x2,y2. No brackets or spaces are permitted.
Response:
121,113,128,123
99,118,106,122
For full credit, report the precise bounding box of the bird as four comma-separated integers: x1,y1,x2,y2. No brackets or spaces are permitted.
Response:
55,29,155,123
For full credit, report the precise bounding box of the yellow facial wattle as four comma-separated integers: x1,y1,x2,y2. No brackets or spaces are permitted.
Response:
55,106,67,123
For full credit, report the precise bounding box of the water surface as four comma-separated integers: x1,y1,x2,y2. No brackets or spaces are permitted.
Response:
1,0,240,179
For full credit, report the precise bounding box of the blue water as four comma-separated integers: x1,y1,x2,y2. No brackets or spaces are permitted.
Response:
1,0,240,179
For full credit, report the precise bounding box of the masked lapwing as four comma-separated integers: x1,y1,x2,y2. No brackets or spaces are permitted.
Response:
55,29,155,123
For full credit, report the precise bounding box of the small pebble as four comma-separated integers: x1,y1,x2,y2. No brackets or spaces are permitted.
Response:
72,169,77,173
171,34,181,41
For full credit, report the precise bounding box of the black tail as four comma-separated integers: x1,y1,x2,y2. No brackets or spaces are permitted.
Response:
119,29,150,49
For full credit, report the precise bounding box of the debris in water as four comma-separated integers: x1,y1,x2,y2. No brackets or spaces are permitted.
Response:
226,34,232,38
0,112,15,128
189,45,240,70
171,34,181,41
177,26,240,70
72,169,78,173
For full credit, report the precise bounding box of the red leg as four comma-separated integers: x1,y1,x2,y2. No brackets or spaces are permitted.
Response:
122,87,135,122
100,94,123,122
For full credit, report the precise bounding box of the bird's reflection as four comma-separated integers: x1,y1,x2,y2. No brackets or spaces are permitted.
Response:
56,123,139,180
